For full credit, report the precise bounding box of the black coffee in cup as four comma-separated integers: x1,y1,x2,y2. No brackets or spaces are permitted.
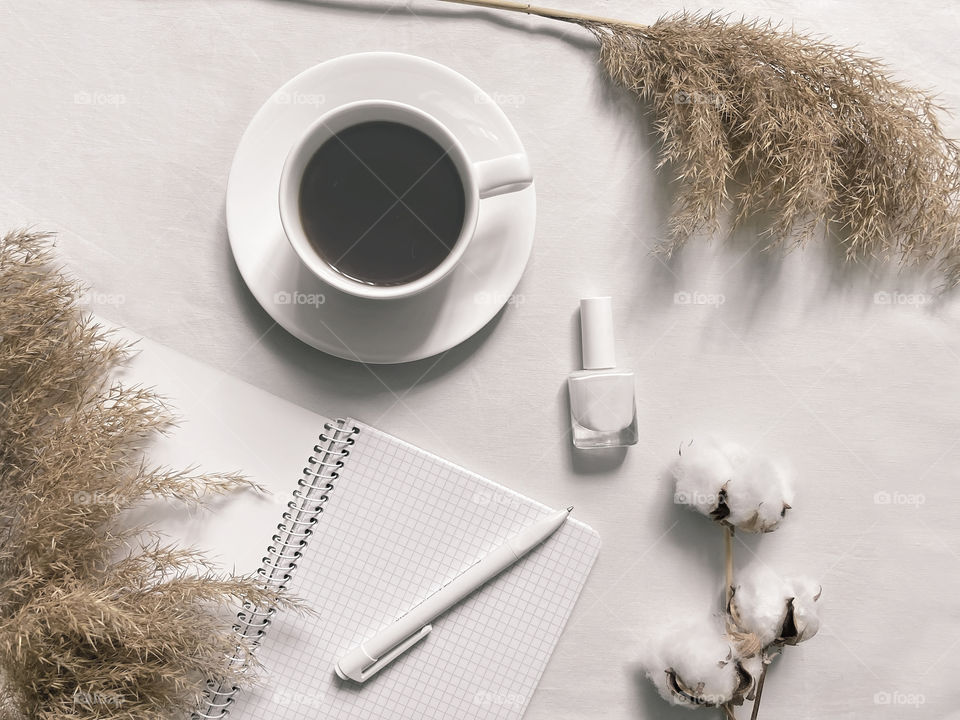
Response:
298,120,466,287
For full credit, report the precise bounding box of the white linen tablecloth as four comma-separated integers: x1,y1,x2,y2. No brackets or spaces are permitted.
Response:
3,1,959,717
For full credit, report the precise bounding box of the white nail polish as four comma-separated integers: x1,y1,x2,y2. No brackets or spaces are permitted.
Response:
568,297,638,449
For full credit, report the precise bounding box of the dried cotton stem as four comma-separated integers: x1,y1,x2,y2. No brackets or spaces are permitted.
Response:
750,664,768,720
724,525,734,608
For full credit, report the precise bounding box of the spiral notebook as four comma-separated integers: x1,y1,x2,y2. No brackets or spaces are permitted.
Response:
190,416,601,720
109,327,599,720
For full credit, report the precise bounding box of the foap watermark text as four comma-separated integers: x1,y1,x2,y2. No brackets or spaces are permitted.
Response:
674,290,726,308
274,290,326,307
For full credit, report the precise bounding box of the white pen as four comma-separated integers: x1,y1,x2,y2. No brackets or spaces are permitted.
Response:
335,505,573,683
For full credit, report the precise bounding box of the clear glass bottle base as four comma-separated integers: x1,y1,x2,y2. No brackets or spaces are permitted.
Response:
572,417,638,449
567,370,638,449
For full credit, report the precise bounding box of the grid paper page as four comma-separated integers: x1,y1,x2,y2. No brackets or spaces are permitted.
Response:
228,420,600,720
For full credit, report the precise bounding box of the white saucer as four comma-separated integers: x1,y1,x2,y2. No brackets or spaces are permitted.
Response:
226,52,536,364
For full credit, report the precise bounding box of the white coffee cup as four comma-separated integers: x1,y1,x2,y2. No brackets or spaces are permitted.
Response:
279,99,533,300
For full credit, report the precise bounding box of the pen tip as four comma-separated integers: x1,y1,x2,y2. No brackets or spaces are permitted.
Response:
566,506,574,513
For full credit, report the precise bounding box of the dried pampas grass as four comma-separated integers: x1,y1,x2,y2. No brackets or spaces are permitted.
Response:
439,0,960,285
0,230,285,719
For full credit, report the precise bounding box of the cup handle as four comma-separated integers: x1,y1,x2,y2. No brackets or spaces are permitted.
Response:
474,153,533,199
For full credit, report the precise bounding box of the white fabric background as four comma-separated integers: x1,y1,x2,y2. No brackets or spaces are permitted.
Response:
3,1,959,718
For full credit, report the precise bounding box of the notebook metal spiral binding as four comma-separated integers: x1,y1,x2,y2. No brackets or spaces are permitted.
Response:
193,419,358,720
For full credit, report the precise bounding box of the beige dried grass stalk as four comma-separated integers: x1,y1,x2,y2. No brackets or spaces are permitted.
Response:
0,229,288,719
439,0,960,285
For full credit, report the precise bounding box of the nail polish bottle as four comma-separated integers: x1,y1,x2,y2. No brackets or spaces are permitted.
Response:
568,297,638,449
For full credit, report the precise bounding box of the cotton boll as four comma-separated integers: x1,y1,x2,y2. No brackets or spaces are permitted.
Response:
730,564,791,647
739,653,764,687
719,441,750,469
723,455,794,533
733,566,823,647
643,616,740,708
671,440,734,520
672,441,795,532
782,577,822,644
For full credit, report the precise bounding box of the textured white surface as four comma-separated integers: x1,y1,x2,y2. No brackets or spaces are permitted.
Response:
3,1,960,718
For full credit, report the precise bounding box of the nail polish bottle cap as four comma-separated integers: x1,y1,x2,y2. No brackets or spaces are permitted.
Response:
580,296,616,370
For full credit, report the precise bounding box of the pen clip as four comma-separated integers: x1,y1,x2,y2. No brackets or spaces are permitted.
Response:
357,624,432,682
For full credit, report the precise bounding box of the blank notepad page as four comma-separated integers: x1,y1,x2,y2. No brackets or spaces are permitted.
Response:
230,421,601,720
